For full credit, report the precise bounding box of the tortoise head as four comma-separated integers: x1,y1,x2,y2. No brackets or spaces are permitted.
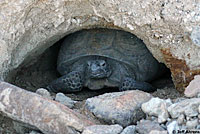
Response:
87,59,112,79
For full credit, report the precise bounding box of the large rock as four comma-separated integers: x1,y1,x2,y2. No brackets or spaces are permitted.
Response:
85,90,152,127
0,0,200,92
0,81,94,134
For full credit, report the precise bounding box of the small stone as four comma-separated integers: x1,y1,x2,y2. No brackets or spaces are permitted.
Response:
198,105,200,113
196,125,200,129
151,116,157,121
82,124,123,134
184,75,200,97
141,97,172,123
190,26,200,47
167,121,180,134
120,125,136,134
167,118,171,122
197,93,200,98
177,114,185,125
85,90,152,127
186,116,191,121
149,130,168,134
55,93,77,108
136,120,165,134
198,114,200,119
181,125,187,130
36,88,52,100
160,124,167,130
186,119,198,129
168,98,200,118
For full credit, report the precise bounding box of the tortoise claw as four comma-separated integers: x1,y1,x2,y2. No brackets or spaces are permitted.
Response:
119,77,156,92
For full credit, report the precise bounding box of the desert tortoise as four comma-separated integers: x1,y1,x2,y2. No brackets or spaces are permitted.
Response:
47,29,165,93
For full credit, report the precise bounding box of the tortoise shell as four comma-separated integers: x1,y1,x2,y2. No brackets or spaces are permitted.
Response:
57,28,155,76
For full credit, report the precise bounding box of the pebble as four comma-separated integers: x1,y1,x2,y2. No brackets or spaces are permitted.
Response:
197,93,200,98
198,105,200,113
55,93,77,108
190,26,200,47
136,120,165,134
36,88,52,100
120,125,136,134
186,118,198,129
167,121,180,134
82,124,123,134
168,98,200,118
198,114,200,119
85,90,152,127
196,125,200,129
141,97,172,123
177,114,185,125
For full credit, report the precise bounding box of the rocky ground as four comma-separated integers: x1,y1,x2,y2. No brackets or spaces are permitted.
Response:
1,45,192,134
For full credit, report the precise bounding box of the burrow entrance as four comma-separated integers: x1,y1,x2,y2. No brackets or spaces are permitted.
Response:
10,28,182,100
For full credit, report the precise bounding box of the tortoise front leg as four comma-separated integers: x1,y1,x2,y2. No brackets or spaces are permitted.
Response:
47,71,84,93
119,77,156,92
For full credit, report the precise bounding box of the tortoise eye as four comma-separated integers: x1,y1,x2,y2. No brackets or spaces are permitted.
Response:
102,63,106,66
100,61,106,66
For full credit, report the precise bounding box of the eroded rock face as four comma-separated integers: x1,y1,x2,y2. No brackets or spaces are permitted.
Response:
0,0,200,91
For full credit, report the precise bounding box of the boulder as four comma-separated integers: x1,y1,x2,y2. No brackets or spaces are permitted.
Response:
85,90,152,127
0,81,94,134
0,0,200,92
